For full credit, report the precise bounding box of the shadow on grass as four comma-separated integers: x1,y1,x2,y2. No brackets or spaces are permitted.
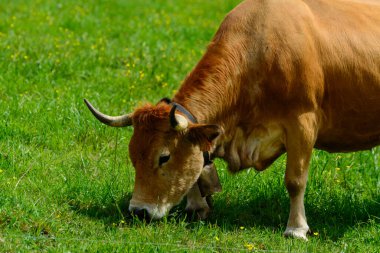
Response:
69,187,379,241
207,188,380,241
68,193,133,225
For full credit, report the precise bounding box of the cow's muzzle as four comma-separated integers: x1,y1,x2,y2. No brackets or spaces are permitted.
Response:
130,207,150,220
128,200,172,220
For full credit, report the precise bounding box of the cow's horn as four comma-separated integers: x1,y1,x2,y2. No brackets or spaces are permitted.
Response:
169,105,188,131
84,99,133,127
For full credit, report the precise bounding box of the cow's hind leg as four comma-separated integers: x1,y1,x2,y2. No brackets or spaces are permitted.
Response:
185,184,210,220
283,112,317,240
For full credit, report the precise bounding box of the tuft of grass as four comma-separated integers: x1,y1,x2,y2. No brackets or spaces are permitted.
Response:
0,0,379,252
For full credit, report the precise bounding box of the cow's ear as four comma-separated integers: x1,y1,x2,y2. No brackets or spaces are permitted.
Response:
187,124,222,151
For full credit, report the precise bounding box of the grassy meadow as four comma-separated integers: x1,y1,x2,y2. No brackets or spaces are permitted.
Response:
0,0,379,252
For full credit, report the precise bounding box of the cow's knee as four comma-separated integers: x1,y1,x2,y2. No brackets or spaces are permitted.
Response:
285,177,306,197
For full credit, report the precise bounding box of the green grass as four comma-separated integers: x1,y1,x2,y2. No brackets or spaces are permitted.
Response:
0,0,379,252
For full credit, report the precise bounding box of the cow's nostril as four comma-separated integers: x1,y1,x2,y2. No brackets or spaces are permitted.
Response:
131,208,150,220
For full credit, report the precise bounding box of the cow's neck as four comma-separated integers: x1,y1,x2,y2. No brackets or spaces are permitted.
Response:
171,42,284,173
172,46,244,125
172,44,249,167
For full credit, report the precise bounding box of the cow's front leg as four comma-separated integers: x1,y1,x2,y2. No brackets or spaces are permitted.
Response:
185,183,210,220
283,113,317,240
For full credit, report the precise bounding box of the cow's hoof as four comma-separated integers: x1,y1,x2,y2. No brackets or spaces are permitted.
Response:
284,227,309,241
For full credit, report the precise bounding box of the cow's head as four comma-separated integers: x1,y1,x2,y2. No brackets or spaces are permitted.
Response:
84,99,221,219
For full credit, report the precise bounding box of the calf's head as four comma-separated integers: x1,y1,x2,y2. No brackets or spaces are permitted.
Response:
84,99,221,219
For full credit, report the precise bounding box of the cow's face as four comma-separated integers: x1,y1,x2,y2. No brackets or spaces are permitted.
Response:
83,100,221,220
128,104,221,219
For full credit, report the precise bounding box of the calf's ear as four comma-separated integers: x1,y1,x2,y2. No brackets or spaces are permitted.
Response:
187,124,222,151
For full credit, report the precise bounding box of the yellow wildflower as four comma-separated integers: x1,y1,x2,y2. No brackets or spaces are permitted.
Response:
245,243,255,251
155,75,162,82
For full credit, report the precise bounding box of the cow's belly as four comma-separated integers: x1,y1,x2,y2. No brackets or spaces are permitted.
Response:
219,124,286,172
316,129,380,153
316,103,380,152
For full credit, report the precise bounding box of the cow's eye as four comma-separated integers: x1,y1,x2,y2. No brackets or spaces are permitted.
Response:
159,154,170,166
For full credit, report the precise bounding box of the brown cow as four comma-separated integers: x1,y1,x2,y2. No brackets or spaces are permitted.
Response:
85,0,380,240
